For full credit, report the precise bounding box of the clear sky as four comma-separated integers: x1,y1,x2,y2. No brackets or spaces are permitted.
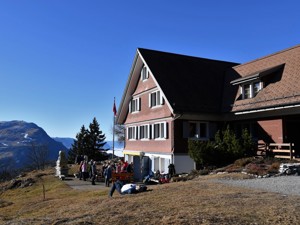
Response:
1,1,299,141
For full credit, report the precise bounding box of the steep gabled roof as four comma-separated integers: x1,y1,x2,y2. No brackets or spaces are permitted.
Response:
117,48,239,124
138,48,239,114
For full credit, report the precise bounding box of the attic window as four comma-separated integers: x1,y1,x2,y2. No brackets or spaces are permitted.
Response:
231,64,284,100
241,81,263,99
149,90,164,108
141,66,149,81
129,97,141,113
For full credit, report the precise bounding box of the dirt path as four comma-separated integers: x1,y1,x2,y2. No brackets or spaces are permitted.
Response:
63,177,110,191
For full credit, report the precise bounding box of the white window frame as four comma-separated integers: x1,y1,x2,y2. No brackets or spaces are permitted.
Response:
139,124,150,140
149,90,164,108
241,81,263,99
129,97,141,113
187,121,209,140
127,126,137,140
151,122,167,140
141,66,149,81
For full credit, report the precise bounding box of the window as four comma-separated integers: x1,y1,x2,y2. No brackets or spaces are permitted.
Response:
184,121,208,139
129,97,140,113
149,90,164,107
139,124,150,139
141,66,148,81
242,81,262,99
189,122,197,138
127,126,137,140
152,122,167,139
253,81,262,97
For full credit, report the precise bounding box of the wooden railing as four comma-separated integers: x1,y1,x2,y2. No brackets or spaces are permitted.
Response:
257,142,295,160
268,143,295,160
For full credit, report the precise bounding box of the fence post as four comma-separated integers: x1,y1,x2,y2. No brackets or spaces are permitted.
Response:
290,143,293,160
290,143,294,160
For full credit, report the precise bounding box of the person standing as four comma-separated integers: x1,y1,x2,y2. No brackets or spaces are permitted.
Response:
91,160,97,185
79,161,84,180
104,164,112,187
81,160,88,181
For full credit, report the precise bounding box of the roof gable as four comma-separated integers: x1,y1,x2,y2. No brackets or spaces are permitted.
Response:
138,48,239,114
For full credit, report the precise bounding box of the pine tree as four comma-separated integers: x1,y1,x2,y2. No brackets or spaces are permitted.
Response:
87,117,106,161
69,118,107,162
68,125,89,162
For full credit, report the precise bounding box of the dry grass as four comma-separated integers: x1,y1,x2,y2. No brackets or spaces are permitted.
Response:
1,168,300,225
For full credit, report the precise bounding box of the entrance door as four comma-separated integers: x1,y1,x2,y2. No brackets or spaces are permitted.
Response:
286,119,300,158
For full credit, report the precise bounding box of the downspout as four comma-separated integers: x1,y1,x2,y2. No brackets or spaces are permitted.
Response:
171,113,183,164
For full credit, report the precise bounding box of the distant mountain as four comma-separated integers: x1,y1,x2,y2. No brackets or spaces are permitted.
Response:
53,137,75,149
52,138,124,151
105,141,124,150
0,121,68,170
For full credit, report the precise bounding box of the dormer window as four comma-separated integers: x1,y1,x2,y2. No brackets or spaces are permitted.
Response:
129,97,141,113
231,64,285,100
141,66,149,81
242,81,263,99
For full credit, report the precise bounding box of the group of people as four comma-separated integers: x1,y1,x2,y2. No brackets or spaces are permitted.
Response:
75,156,177,198
76,157,134,187
76,157,147,197
78,158,97,185
102,160,134,187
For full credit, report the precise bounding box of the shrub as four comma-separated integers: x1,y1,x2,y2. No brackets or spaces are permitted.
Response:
234,157,254,167
188,140,216,166
188,125,256,168
267,162,281,174
245,163,268,176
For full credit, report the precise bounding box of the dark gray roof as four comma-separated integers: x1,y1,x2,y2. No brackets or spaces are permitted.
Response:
138,48,239,114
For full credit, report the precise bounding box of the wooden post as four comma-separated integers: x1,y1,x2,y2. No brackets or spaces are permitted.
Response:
42,183,46,201
290,143,293,160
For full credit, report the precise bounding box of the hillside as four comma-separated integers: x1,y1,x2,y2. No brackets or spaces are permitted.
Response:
0,121,67,170
0,167,300,224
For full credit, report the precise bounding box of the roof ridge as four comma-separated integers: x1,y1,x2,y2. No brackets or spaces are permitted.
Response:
137,47,239,65
234,44,300,68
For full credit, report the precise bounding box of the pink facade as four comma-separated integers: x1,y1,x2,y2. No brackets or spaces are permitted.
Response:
257,119,283,144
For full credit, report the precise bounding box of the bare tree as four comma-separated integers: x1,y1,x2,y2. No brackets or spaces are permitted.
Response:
0,157,17,182
27,143,49,170
111,124,125,143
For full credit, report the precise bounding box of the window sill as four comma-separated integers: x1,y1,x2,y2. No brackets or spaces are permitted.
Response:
130,111,140,114
150,105,163,109
154,138,167,141
188,137,209,141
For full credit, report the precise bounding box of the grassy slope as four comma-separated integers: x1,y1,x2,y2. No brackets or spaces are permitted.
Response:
1,168,300,225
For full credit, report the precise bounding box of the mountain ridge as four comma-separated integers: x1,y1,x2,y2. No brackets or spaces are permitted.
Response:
0,120,68,170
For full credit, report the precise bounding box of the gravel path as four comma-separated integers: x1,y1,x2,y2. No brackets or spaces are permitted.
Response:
215,175,300,196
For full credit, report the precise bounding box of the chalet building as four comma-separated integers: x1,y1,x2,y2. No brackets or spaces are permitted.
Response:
117,44,300,177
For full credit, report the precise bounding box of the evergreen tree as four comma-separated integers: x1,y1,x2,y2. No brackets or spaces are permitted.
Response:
87,117,106,161
68,125,89,162
68,118,107,162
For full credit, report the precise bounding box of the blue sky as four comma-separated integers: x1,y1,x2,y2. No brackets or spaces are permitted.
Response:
0,1,300,141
